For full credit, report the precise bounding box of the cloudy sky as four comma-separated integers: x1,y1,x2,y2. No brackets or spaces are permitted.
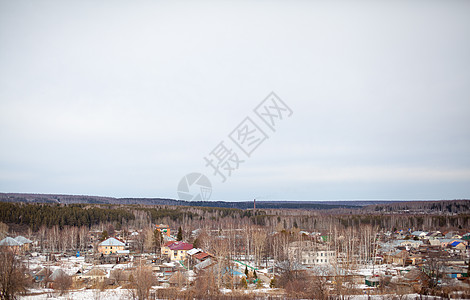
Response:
1,0,469,201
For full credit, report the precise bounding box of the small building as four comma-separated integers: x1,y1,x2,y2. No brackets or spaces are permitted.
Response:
79,268,107,283
15,236,33,251
400,240,423,249
411,231,429,239
443,266,468,279
155,224,171,237
161,241,193,261
161,241,177,257
365,275,380,287
287,241,336,266
0,237,22,252
403,269,429,292
383,250,408,266
34,268,52,283
98,237,125,255
168,271,187,287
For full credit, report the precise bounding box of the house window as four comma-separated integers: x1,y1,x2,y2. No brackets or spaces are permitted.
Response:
174,251,178,256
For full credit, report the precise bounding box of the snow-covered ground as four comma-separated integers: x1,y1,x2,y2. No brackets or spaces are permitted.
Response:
20,288,130,300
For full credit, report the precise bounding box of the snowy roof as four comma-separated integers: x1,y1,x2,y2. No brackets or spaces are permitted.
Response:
0,237,22,246
99,237,125,247
15,236,33,244
84,268,107,276
35,268,51,277
194,258,215,271
187,248,202,256
49,269,67,281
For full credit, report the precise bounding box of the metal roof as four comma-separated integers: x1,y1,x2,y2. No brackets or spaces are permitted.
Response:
15,236,33,244
99,237,125,246
0,237,21,246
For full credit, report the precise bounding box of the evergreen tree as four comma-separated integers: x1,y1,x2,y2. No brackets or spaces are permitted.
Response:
244,265,248,277
177,226,183,241
100,230,108,241
253,270,257,279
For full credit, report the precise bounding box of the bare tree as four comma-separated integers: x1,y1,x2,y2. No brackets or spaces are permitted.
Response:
0,222,8,240
191,270,219,298
54,272,72,295
252,229,267,268
0,248,28,300
131,265,154,300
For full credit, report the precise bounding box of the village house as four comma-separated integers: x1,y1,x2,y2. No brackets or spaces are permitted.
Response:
98,237,125,255
448,241,467,255
383,249,409,266
78,267,107,284
155,224,171,237
161,241,193,261
287,241,336,266
400,240,423,249
15,236,33,251
34,268,52,284
411,231,429,239
168,271,188,287
187,248,213,266
47,269,69,289
0,236,22,253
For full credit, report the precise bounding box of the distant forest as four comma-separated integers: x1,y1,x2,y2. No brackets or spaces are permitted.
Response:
0,199,469,233
0,192,359,209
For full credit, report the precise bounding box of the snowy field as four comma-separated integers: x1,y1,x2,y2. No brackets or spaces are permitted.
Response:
20,288,131,300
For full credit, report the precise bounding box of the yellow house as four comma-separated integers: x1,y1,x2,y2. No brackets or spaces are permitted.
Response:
15,236,33,251
161,241,193,261
98,237,125,255
0,237,22,253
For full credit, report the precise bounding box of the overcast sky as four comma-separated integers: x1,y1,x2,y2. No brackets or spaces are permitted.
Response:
1,0,469,201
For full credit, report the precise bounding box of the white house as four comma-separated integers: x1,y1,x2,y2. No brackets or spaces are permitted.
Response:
288,241,336,266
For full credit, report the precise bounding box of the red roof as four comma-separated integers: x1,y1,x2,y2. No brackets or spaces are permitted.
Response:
163,241,177,247
168,242,193,251
193,252,211,261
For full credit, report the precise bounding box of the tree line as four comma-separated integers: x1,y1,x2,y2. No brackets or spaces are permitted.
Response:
0,202,135,231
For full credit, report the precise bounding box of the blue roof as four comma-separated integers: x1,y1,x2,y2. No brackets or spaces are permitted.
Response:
450,241,461,247
222,267,246,277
